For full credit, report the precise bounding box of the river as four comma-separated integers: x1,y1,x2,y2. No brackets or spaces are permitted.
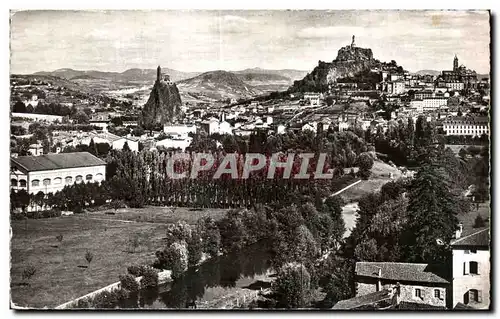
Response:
116,204,359,309
118,242,274,309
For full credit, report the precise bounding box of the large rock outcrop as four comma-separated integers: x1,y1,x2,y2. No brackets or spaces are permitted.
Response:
140,76,183,128
289,39,404,93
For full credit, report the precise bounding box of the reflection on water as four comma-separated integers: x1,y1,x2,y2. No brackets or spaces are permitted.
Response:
121,242,274,309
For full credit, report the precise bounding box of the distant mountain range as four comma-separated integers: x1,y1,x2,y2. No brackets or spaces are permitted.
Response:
414,70,490,79
34,68,199,83
32,67,308,101
414,70,442,76
33,67,308,84
177,70,263,101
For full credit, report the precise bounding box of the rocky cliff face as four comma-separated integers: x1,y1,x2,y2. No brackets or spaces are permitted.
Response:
289,45,378,92
140,80,183,128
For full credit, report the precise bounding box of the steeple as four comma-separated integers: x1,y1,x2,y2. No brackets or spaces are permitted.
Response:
157,65,161,82
453,55,458,72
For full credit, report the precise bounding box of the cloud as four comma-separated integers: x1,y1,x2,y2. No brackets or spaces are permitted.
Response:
296,24,464,40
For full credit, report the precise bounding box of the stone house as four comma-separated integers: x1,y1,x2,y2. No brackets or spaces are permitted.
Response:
354,262,450,308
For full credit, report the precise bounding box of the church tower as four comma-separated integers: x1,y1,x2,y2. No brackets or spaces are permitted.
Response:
453,55,458,72
157,65,161,82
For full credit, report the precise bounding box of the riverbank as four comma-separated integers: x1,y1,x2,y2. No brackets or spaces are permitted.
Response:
10,207,226,308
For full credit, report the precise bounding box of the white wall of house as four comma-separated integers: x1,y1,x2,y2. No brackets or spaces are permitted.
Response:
10,165,106,195
452,248,490,309
112,138,139,152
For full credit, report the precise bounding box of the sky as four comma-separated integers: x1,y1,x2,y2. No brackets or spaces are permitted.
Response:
10,10,491,74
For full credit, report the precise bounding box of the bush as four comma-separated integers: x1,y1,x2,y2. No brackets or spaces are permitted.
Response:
473,215,486,228
140,266,159,289
74,297,91,308
165,221,192,246
155,242,188,279
73,206,84,214
187,233,203,267
90,290,118,308
22,264,37,283
272,262,311,308
127,265,143,277
119,274,139,293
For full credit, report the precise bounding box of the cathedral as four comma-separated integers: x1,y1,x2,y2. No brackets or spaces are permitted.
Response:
439,55,477,89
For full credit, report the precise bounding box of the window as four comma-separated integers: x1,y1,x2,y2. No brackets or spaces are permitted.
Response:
19,180,26,187
65,176,73,184
470,261,479,274
43,178,51,186
465,289,482,304
95,173,103,182
470,249,477,254
415,288,422,298
32,179,40,187
86,174,93,181
54,177,62,185
11,179,17,187
434,289,441,299
75,175,83,183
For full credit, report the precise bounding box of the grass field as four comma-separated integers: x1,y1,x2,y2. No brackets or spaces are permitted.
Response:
87,206,228,225
339,160,403,203
10,207,228,308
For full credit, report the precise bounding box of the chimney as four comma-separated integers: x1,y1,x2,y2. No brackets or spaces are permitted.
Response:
455,222,463,239
376,268,382,292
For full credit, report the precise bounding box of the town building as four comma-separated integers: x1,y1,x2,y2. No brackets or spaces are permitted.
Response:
442,116,489,137
28,144,43,156
163,124,197,138
387,81,405,95
89,114,111,132
112,136,139,152
10,152,106,195
155,136,193,151
303,92,321,106
439,55,478,89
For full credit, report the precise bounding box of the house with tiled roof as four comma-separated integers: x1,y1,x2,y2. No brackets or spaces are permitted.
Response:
353,262,450,308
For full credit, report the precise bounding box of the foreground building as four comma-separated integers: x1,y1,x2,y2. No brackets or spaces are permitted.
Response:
10,152,106,195
353,262,450,308
451,227,490,309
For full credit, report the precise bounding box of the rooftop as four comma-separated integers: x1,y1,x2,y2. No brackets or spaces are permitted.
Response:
355,262,449,284
11,152,106,172
332,289,392,310
451,228,490,248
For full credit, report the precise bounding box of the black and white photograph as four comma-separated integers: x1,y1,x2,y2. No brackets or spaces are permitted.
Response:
8,9,491,310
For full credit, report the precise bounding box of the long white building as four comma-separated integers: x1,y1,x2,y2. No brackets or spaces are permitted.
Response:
442,116,489,137
10,152,106,195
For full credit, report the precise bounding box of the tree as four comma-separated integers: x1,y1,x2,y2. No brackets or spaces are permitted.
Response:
324,258,355,306
473,215,486,228
13,101,26,113
122,141,131,152
273,262,311,308
85,250,94,267
22,264,37,285
401,165,460,265
73,111,90,124
357,153,374,180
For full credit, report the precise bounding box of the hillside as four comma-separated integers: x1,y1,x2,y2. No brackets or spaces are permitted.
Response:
35,68,199,83
177,70,263,101
414,70,441,76
235,68,308,82
289,41,405,93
